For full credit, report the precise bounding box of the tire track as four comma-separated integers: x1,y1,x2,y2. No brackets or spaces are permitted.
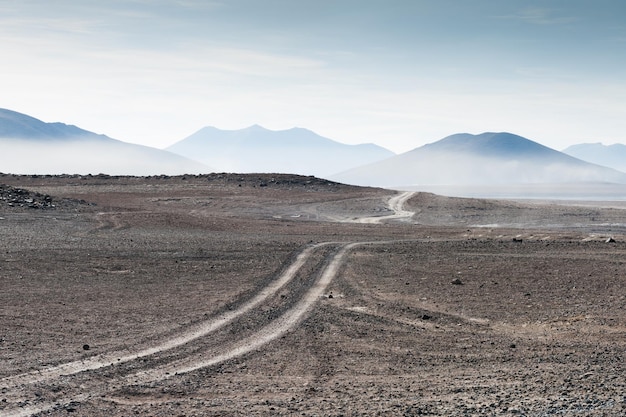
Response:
0,243,357,417
356,191,414,223
1,190,417,417
0,243,330,390
125,243,359,385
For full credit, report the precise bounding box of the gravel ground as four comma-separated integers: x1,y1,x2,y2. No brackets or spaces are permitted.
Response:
0,174,624,416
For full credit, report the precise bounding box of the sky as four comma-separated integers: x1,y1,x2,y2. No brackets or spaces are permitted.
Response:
1,0,626,154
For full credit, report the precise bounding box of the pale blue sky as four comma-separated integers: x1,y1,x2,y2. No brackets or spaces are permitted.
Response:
2,0,625,152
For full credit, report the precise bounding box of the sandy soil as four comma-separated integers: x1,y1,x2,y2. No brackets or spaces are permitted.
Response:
0,173,624,416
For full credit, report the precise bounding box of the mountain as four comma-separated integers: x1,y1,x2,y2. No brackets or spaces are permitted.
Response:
0,109,210,175
0,108,106,140
166,125,395,177
331,132,626,187
562,143,626,173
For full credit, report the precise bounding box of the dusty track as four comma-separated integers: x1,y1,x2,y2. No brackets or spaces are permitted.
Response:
1,190,414,416
1,244,326,389
125,243,360,384
0,243,337,415
355,191,414,224
1,244,358,416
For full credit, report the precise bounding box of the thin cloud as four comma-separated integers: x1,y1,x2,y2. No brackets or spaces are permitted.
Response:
513,66,578,81
493,7,579,25
173,0,224,10
0,15,102,36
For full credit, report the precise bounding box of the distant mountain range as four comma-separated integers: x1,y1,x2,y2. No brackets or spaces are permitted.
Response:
3,109,626,192
331,132,626,187
166,125,395,178
563,143,626,173
0,109,209,175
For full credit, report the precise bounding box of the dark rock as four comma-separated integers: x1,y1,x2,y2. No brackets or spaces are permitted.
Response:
0,184,91,210
64,401,81,413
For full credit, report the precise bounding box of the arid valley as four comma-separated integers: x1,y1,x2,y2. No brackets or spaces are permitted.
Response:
1,174,625,416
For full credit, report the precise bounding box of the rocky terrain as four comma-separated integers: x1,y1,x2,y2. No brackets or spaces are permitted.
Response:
0,183,89,211
0,174,624,416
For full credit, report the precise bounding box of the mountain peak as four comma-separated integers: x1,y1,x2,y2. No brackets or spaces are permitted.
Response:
332,131,626,187
563,142,626,173
0,108,210,175
166,125,395,177
422,131,556,158
0,108,105,140
244,124,269,131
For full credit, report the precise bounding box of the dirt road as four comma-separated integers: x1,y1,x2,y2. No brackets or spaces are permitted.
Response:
1,189,415,416
355,191,414,224
0,243,346,415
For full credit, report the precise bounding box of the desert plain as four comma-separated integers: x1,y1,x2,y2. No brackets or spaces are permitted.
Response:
0,173,624,416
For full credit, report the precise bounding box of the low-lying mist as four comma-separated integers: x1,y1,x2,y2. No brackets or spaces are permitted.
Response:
331,152,626,189
401,183,626,201
0,138,209,176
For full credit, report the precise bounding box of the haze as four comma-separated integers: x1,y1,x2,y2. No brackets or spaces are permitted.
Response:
0,138,208,176
1,1,625,153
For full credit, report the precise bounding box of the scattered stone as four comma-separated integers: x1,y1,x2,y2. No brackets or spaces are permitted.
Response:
421,314,432,320
0,184,90,210
451,278,464,285
605,237,616,243
64,401,80,413
82,344,90,351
